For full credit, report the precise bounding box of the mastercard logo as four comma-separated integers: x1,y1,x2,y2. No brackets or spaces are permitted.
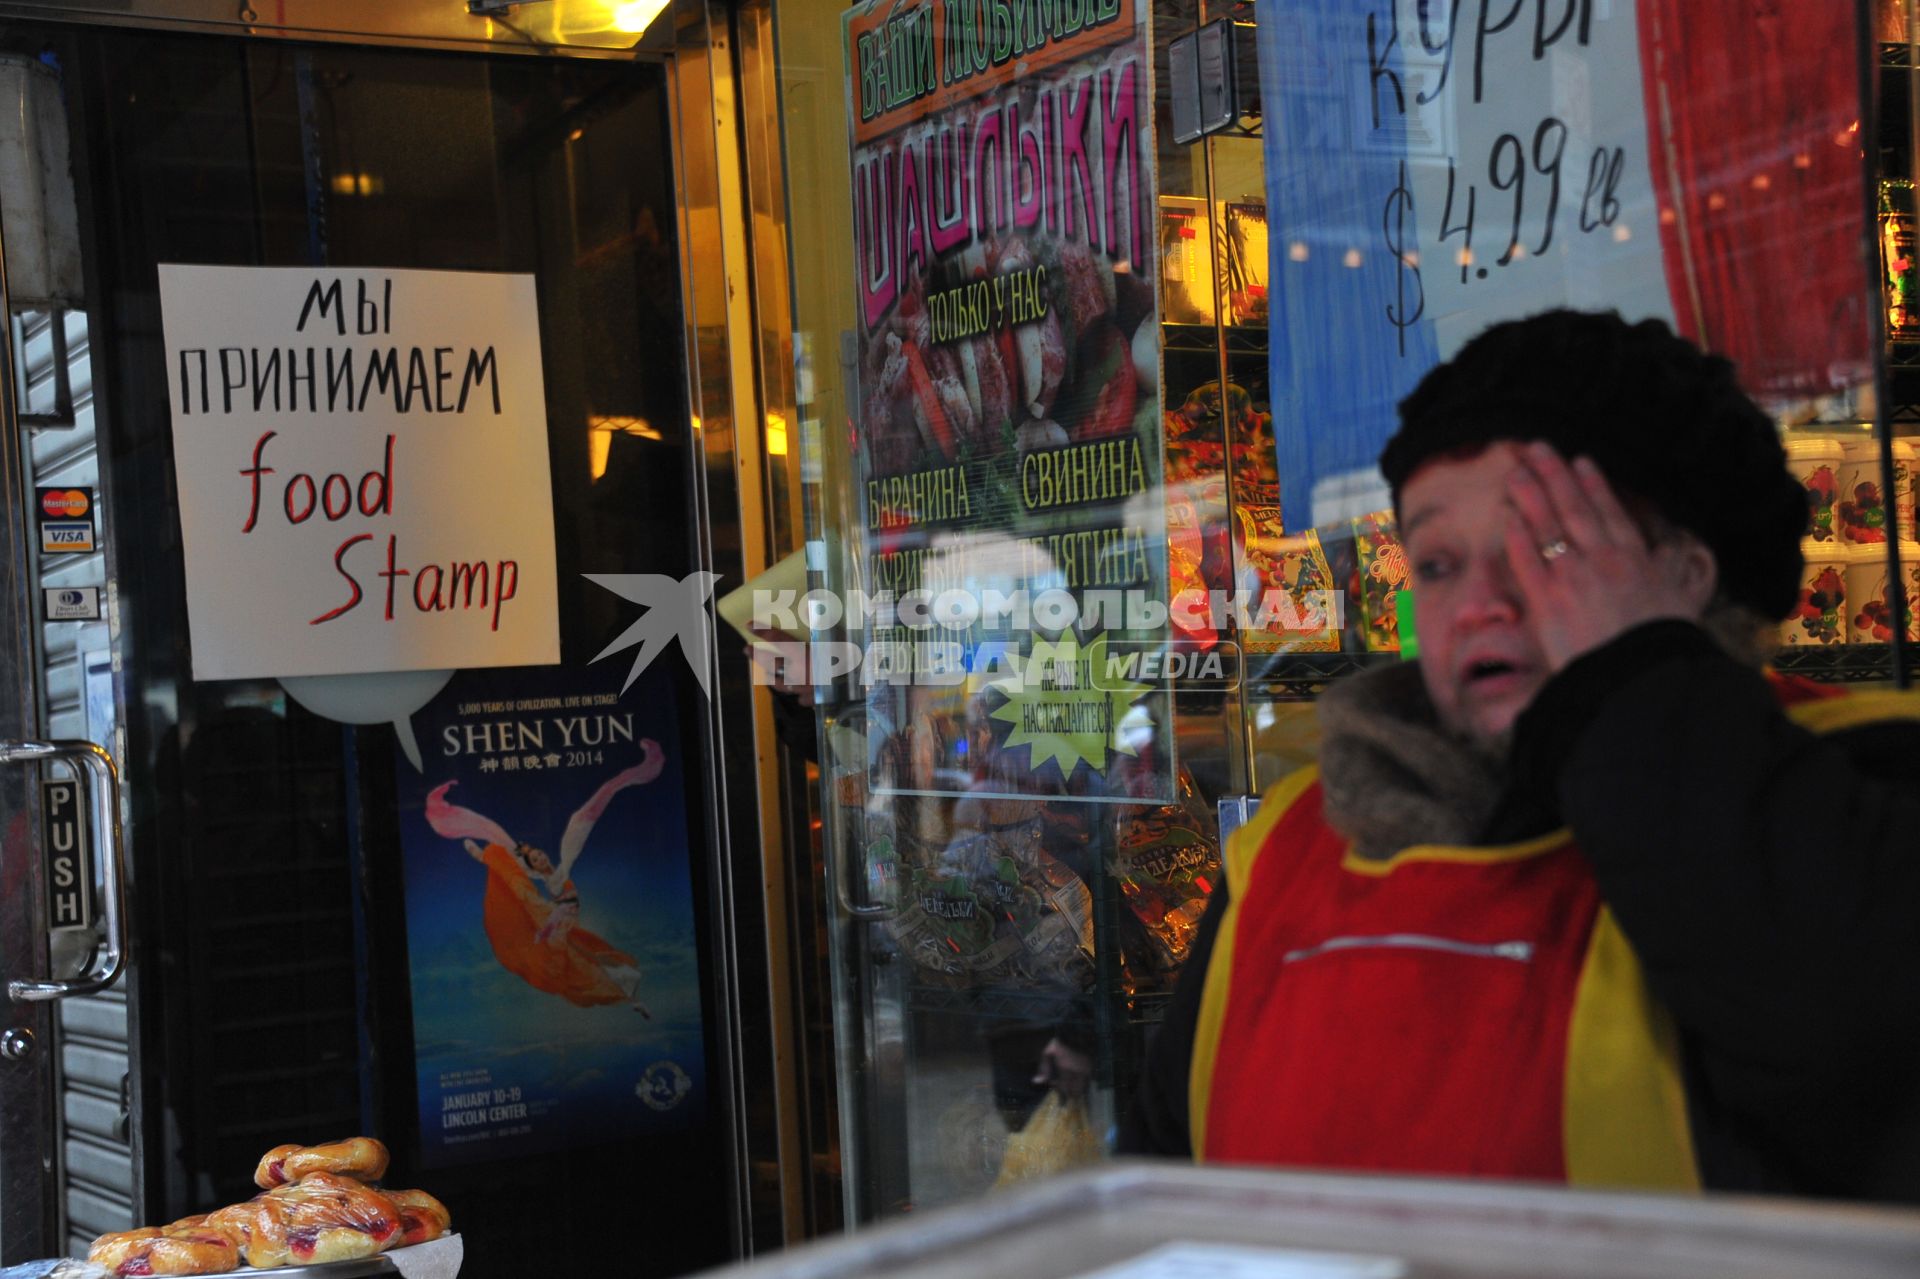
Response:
40,489,89,519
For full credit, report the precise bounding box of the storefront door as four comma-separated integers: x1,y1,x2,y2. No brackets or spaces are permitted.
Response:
0,15,748,1273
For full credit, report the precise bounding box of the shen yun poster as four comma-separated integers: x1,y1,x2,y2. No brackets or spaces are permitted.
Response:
395,663,706,1168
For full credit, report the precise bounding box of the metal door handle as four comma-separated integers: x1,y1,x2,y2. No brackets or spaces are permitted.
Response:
1,739,126,1001
820,708,891,922
836,864,893,921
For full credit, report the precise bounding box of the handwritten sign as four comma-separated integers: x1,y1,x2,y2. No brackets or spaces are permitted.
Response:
1373,0,1671,356
1260,0,1672,528
159,266,560,681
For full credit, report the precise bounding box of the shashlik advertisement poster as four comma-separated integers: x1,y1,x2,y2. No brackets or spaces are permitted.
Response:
394,662,707,1169
845,0,1171,804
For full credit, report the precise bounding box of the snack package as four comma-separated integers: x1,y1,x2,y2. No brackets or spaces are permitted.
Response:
992,1089,1103,1187
887,817,1093,990
1350,511,1410,653
1110,769,1221,973
254,1136,390,1188
1785,437,1844,543
1234,515,1341,653
1845,542,1920,642
209,1171,403,1268
1839,441,1896,544
1782,539,1848,647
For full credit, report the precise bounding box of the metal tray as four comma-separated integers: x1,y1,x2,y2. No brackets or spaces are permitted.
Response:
234,1233,461,1278
236,1262,396,1279
692,1162,1920,1279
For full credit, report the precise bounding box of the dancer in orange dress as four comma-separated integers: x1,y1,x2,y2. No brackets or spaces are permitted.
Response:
425,744,664,1013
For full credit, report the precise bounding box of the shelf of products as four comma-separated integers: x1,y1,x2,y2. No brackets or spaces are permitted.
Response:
1770,643,1908,682
1248,650,1400,699
906,979,1177,1030
1240,647,1902,702
1162,321,1269,356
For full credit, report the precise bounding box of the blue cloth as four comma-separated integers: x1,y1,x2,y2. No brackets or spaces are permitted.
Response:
1259,2,1439,528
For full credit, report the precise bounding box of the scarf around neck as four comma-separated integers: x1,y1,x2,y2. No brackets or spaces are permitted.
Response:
1313,661,1509,862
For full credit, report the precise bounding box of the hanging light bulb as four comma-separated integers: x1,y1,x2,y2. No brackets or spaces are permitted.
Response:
610,1,669,31
467,0,670,45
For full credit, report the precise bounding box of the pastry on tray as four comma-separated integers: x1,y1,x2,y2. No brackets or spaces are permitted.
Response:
91,1136,450,1274
208,1172,402,1268
87,1215,241,1275
252,1137,390,1190
385,1189,452,1247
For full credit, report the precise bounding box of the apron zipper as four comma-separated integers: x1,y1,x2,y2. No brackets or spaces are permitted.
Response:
1282,933,1536,965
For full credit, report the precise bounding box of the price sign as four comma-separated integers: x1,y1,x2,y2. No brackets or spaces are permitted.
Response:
1260,1,1669,528
1261,1,1866,530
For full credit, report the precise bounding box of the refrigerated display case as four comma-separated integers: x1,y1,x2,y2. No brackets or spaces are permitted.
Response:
762,0,1910,1230
696,1162,1920,1279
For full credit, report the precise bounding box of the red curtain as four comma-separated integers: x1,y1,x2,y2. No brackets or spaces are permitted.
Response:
1638,0,1870,395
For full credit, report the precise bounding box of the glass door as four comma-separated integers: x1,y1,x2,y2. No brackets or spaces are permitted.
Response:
1,19,744,1275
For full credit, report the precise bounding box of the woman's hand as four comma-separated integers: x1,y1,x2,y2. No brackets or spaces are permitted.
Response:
1503,442,1717,672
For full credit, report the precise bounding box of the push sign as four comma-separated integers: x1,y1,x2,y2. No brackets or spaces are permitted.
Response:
42,778,90,929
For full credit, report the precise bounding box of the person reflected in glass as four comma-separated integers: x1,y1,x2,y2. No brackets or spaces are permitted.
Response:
1123,310,1920,1202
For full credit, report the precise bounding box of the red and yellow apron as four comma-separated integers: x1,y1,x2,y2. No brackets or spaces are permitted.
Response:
1190,677,1915,1188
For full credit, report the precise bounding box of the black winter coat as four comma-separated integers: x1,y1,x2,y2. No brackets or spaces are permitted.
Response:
1120,622,1920,1203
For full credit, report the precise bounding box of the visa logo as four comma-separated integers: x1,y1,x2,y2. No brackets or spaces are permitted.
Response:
43,521,93,550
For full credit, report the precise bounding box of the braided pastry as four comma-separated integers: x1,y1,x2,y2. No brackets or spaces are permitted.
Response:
385,1188,453,1246
88,1216,241,1275
200,1203,258,1255
213,1171,403,1267
252,1136,390,1188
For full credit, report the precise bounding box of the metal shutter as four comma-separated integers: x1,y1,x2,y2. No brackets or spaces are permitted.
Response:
20,306,135,1256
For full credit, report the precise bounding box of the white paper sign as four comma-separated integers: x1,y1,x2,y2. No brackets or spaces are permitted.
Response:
1397,0,1675,357
158,265,560,680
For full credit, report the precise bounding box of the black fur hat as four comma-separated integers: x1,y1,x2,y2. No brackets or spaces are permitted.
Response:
1381,308,1807,620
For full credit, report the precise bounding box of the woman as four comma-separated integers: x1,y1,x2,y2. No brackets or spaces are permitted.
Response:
1123,310,1920,1202
426,746,664,1012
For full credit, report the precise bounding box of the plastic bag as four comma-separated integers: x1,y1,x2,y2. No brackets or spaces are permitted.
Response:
254,1136,390,1188
87,1217,239,1276
387,1188,454,1247
1111,768,1221,974
6,1260,111,1279
993,1090,1103,1188
208,1171,404,1267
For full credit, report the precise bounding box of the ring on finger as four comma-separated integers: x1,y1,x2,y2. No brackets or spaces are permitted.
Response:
1538,538,1573,562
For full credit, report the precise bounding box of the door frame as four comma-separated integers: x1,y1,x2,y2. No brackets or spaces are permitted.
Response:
0,183,60,1264
0,0,798,1261
0,0,672,57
